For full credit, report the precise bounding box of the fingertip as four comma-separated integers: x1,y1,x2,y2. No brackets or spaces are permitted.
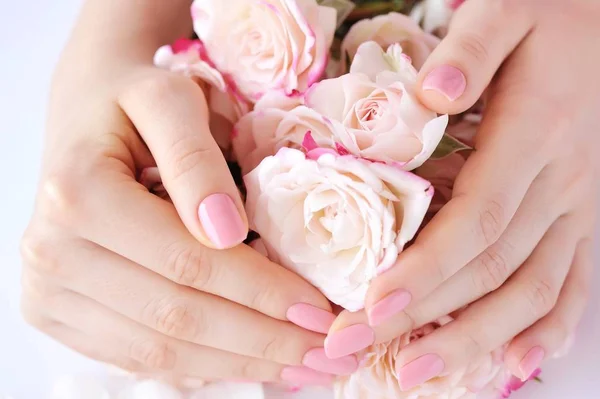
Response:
197,192,248,249
417,64,474,115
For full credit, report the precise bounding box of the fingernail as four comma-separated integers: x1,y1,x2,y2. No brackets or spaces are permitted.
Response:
368,289,412,327
325,324,375,359
397,354,445,390
422,65,466,101
198,193,247,249
519,347,545,381
280,366,333,386
287,303,336,334
303,348,358,375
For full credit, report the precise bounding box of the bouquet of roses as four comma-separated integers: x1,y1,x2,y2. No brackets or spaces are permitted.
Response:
152,0,540,398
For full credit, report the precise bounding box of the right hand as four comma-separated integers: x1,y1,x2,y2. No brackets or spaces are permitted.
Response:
20,50,358,386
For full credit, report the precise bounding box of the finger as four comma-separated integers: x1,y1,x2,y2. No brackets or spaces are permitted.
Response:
417,0,534,113
47,170,333,328
392,215,579,390
351,161,586,348
30,288,325,383
505,238,593,381
119,72,247,249
20,279,148,373
36,236,358,375
363,91,552,327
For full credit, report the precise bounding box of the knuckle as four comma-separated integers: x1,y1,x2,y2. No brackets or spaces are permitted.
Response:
474,245,512,293
477,198,507,246
164,136,213,184
20,296,50,329
128,338,176,370
38,172,85,227
524,278,557,318
21,270,63,301
247,283,279,314
457,33,489,64
255,335,287,364
463,330,483,359
237,359,262,381
20,232,62,276
144,296,200,340
163,243,208,288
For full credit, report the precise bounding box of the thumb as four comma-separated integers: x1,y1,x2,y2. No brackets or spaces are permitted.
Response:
120,73,248,249
417,0,534,114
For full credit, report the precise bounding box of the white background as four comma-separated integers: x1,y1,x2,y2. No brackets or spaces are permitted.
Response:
0,1,598,398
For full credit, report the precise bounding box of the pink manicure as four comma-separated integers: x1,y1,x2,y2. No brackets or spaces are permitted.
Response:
303,348,358,375
422,65,466,101
324,324,375,359
519,347,545,381
198,193,247,249
397,354,445,391
280,366,333,386
368,289,412,327
287,303,336,334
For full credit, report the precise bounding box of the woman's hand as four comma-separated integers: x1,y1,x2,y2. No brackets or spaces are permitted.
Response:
325,0,598,385
20,0,357,386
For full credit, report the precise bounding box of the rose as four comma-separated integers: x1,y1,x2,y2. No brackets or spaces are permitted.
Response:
244,147,433,311
306,41,449,170
233,43,448,173
233,91,339,174
191,0,336,102
154,39,250,154
232,90,364,174
340,12,439,72
335,316,513,399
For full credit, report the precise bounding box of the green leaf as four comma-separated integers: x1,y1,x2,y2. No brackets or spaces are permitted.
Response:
317,0,356,27
534,377,543,383
430,134,473,160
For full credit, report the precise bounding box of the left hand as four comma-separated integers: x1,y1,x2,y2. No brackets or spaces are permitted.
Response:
324,0,599,388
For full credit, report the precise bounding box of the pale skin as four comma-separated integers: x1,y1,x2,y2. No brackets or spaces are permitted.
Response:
20,0,358,386
21,0,598,389
326,0,600,389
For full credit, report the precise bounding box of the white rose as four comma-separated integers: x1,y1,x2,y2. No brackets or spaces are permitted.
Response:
192,0,336,102
306,41,449,170
244,148,433,311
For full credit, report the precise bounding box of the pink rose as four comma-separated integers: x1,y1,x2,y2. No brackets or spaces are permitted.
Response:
244,148,433,311
306,42,449,170
154,39,250,155
192,0,336,102
335,316,513,399
232,91,358,174
340,12,439,72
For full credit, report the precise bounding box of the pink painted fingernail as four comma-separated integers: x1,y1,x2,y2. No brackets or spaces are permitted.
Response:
423,65,466,101
324,324,375,359
303,348,358,375
198,193,247,249
397,354,445,391
280,366,333,386
519,347,545,381
287,303,336,334
368,289,412,327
